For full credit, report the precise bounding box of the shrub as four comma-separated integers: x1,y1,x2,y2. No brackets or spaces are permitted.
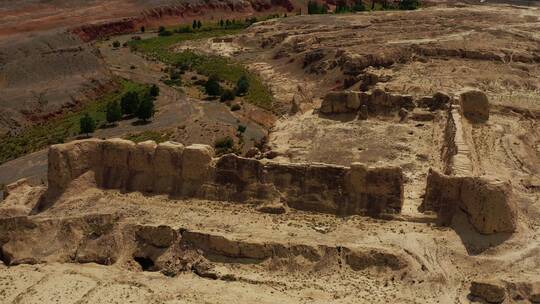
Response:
158,30,172,37
112,40,121,48
235,75,250,96
106,100,122,124
136,95,155,122
176,26,193,33
308,1,327,14
214,136,235,155
220,89,235,102
197,20,202,29
205,75,222,96
140,26,145,33
237,125,246,133
230,104,241,111
158,26,166,33
79,113,96,136
120,91,140,115
149,84,160,97
352,0,366,11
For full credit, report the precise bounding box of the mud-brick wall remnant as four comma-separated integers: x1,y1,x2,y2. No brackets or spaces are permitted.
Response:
47,139,405,217
421,169,517,234
319,89,450,116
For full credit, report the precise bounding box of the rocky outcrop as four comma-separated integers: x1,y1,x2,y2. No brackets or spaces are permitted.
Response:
459,89,490,123
46,139,405,217
422,169,517,234
0,214,411,274
469,280,506,303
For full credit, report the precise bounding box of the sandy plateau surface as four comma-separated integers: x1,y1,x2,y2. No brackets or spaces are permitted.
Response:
1,2,540,304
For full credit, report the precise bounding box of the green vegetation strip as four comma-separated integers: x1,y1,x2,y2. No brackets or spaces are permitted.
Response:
0,79,149,165
128,25,274,110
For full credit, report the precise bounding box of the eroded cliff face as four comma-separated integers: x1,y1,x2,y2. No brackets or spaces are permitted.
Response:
72,0,295,42
46,138,404,217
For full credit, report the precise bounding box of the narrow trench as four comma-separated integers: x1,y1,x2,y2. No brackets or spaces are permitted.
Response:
337,246,343,269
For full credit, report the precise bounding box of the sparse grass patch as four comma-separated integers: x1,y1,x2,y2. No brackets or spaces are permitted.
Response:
128,25,274,110
0,79,149,165
124,130,171,143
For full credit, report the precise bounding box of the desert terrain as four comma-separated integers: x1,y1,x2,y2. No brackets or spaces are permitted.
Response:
0,0,540,303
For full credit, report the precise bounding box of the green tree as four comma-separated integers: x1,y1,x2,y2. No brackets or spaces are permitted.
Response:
235,75,249,96
79,113,96,136
158,26,165,33
219,19,224,27
352,0,366,11
136,95,155,122
140,26,145,33
205,75,222,96
149,84,160,98
192,20,198,29
197,20,202,29
121,91,140,116
106,100,122,125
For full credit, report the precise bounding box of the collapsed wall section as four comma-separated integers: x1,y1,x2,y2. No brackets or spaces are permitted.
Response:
420,91,517,234
319,89,450,116
47,139,404,217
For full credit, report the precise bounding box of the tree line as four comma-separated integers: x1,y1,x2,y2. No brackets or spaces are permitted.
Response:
79,84,160,136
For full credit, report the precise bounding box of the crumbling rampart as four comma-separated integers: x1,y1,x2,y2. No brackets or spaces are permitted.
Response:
47,138,404,217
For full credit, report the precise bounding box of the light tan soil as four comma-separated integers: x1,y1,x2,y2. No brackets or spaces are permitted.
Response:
1,3,540,304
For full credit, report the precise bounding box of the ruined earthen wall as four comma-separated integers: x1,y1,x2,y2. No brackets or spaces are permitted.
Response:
421,93,517,234
47,139,404,216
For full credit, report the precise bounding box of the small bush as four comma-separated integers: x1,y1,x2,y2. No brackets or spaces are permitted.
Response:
149,84,160,97
158,30,173,37
399,0,419,10
79,113,96,136
220,89,235,102
235,75,249,96
112,41,121,48
140,26,145,33
230,104,241,111
205,75,222,96
175,26,193,34
214,136,235,155
237,125,246,133
308,1,327,14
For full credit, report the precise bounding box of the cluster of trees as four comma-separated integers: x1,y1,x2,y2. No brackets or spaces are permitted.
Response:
308,1,328,14
204,75,250,102
218,19,238,28
398,0,419,10
79,85,160,136
336,0,366,13
308,0,417,14
192,20,203,29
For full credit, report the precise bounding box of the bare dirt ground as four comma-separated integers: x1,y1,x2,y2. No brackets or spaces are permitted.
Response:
1,2,540,304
